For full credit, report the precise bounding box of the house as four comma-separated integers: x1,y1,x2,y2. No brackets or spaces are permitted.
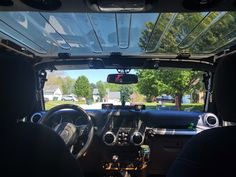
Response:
105,89,121,104
92,88,100,102
44,85,62,101
182,95,191,104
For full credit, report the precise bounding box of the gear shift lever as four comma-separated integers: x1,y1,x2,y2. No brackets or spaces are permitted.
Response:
112,155,119,163
119,171,131,177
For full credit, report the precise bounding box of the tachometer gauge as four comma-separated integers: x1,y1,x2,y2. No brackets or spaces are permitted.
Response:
74,117,86,126
63,117,73,124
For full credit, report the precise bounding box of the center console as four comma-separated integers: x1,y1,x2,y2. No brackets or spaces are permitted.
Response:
102,112,149,177
103,113,145,146
102,145,150,177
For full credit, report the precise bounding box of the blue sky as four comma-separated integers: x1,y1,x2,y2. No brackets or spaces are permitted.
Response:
64,69,136,84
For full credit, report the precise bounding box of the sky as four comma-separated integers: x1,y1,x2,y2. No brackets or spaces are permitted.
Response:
64,69,117,83
60,69,136,84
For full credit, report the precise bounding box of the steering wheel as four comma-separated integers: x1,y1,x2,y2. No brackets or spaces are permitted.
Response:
40,104,94,159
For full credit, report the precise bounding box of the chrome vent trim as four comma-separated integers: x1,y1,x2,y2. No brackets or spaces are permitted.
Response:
30,112,42,123
103,131,116,146
203,113,219,127
130,131,144,146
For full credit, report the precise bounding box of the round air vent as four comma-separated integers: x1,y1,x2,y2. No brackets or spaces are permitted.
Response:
130,132,144,146
20,0,61,10
30,112,42,123
103,131,116,146
203,113,219,127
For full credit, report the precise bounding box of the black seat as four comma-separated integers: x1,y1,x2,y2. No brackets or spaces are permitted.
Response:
0,56,83,177
167,56,236,177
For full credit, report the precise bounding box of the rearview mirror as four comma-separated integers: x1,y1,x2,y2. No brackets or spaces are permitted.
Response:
107,74,138,84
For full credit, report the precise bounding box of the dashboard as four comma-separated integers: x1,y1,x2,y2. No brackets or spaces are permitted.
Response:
102,111,145,146
30,108,219,176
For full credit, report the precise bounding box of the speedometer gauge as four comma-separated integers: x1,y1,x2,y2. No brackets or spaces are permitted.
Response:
62,116,73,124
75,117,87,126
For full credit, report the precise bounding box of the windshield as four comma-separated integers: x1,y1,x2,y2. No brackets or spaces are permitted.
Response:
1,12,236,57
44,69,205,112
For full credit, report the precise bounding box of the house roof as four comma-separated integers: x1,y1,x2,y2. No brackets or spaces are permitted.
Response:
44,85,60,94
93,88,99,95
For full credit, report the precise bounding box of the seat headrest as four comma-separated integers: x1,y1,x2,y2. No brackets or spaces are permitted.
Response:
0,56,36,122
214,56,236,123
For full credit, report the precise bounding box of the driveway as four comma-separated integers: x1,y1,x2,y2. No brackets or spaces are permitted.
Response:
80,102,103,109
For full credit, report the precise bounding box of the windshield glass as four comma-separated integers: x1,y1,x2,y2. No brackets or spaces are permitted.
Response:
1,12,236,57
44,69,205,112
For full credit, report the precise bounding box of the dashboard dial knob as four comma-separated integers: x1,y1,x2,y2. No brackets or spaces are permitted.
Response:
103,131,116,146
131,132,144,146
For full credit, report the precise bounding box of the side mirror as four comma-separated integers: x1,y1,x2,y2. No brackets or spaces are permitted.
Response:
107,74,138,84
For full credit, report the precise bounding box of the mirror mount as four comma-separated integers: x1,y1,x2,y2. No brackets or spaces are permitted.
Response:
117,68,131,74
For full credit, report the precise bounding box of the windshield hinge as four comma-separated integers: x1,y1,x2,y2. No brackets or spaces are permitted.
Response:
38,70,47,90
203,72,212,112
35,70,47,108
117,68,131,74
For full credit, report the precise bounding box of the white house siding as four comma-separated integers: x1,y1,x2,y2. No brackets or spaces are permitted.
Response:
53,88,62,100
44,86,62,101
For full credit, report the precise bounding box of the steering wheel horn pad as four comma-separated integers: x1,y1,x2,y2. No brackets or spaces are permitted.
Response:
54,122,78,147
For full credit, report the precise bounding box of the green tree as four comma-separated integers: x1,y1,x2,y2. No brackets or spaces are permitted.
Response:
74,76,91,99
90,83,96,90
61,76,75,95
136,70,159,102
155,70,202,110
120,85,133,103
104,83,121,92
137,69,202,109
96,81,106,102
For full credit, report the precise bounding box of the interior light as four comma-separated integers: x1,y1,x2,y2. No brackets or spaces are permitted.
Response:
183,0,218,10
89,0,148,12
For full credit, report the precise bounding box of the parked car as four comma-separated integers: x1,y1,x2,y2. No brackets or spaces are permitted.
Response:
156,95,175,103
61,95,77,102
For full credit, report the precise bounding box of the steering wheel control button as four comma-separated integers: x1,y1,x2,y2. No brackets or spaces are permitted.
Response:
131,132,144,146
103,131,116,146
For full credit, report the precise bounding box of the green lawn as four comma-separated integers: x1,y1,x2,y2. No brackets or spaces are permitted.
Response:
45,100,86,110
45,100,204,112
144,102,204,111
